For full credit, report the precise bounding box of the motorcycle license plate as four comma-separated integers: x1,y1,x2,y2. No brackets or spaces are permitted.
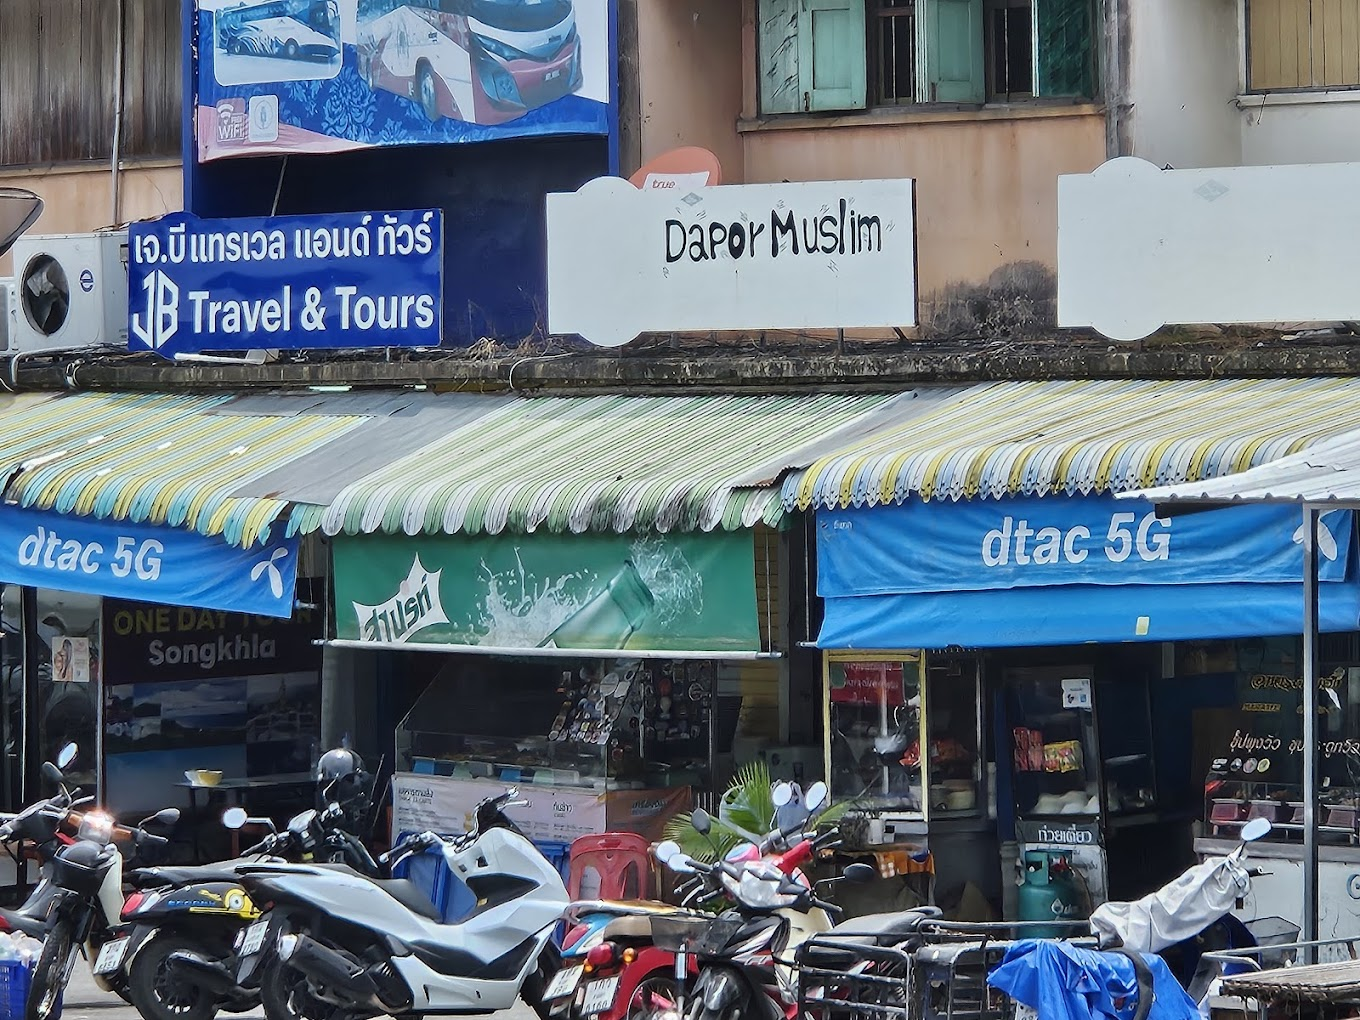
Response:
241,920,270,957
543,965,584,1000
92,938,129,976
582,976,619,1015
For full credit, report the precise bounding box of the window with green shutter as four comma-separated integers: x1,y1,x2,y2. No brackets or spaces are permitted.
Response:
755,0,1095,115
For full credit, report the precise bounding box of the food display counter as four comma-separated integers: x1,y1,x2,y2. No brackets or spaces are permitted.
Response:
390,655,706,842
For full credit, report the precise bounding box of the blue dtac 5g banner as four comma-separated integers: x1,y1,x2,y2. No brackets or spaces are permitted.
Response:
816,496,1360,647
0,507,300,618
128,209,442,357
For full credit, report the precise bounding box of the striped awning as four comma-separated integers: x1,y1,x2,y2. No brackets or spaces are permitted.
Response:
310,393,894,536
0,391,368,547
783,378,1360,511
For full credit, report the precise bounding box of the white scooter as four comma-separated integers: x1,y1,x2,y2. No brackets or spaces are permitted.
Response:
228,787,568,1020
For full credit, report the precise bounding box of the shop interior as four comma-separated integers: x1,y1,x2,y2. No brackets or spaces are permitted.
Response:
821,639,1335,921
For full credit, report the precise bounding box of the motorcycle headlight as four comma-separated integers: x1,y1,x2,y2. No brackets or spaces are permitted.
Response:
79,811,115,845
735,862,801,909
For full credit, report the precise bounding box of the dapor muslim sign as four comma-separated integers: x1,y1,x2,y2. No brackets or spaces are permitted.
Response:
547,177,916,347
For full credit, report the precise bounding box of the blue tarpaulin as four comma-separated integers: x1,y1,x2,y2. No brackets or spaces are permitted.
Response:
987,940,1200,1020
816,497,1360,648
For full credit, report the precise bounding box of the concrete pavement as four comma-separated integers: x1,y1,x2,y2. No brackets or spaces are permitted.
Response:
59,968,543,1020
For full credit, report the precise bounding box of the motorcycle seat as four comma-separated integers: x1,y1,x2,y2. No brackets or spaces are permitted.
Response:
372,878,442,921
799,910,937,966
128,864,250,889
598,915,657,940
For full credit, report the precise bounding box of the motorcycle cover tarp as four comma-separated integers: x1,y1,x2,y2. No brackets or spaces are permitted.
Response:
987,940,1200,1020
1088,855,1248,954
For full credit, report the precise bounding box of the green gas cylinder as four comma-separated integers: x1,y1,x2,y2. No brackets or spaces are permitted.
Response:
1016,849,1083,937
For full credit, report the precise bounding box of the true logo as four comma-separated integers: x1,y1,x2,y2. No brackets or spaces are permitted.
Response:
352,557,448,643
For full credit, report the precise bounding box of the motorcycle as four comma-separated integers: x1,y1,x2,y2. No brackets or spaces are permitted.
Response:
544,781,837,1020
229,787,568,1020
22,751,179,1020
648,804,877,1020
108,800,385,1020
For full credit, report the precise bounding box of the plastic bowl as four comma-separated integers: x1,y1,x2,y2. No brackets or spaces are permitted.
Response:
186,769,223,787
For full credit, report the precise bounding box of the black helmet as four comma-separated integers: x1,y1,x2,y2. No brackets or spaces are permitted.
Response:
315,747,370,815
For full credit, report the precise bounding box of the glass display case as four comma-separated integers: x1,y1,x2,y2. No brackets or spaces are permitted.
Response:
1203,661,1360,844
397,656,713,792
1002,666,1158,824
825,651,984,821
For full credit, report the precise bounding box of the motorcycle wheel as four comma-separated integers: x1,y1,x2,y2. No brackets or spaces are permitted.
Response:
261,957,348,1020
128,936,218,1020
627,975,679,1020
521,941,562,1020
26,919,75,1020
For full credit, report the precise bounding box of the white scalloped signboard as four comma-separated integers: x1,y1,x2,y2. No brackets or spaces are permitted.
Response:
1059,156,1360,341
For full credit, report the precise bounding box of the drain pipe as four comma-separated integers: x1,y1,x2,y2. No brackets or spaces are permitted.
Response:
110,0,127,223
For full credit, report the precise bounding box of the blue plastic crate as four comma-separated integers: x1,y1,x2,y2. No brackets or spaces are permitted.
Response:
533,840,572,946
0,958,58,1020
392,832,476,924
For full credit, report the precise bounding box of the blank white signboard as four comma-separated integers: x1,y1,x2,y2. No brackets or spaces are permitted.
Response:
547,176,916,348
1058,156,1360,341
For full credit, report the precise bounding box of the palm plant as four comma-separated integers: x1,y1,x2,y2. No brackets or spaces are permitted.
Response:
663,760,851,863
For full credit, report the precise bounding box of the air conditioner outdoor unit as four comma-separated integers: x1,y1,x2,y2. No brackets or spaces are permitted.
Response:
0,279,13,353
6,230,128,355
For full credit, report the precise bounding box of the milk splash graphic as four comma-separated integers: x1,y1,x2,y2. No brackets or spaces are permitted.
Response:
472,538,704,647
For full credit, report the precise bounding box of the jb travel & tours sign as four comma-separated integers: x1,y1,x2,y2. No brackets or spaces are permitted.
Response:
128,209,442,357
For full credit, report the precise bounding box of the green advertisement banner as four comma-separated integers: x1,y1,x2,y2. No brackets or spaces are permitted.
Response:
332,531,761,653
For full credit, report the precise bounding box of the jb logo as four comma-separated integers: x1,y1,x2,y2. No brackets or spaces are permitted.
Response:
130,271,180,350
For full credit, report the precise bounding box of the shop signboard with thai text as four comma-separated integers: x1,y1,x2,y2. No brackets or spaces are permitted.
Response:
194,0,613,163
391,773,690,842
128,210,442,357
546,177,916,347
332,530,760,653
0,506,300,618
101,592,323,816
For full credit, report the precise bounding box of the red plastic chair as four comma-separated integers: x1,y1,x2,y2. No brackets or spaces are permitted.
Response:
568,832,654,901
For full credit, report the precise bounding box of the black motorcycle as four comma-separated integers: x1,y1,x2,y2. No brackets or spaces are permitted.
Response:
23,754,178,1020
112,802,385,1020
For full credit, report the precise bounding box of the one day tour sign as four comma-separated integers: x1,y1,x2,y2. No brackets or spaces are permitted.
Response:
547,177,917,347
128,209,443,357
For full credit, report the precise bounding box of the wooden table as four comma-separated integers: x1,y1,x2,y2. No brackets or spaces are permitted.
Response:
176,773,313,862
1222,958,1360,1005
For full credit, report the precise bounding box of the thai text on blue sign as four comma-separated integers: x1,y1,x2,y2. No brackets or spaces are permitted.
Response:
817,496,1353,597
128,209,443,357
0,507,301,618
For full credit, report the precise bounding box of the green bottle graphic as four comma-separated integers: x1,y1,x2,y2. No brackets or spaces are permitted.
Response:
540,560,656,649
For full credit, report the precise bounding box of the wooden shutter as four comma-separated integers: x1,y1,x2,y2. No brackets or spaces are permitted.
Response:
1035,0,1095,97
798,0,867,112
918,0,984,102
759,0,803,114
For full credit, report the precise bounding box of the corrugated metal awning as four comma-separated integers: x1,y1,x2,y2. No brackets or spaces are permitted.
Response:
0,391,371,547
310,393,894,537
1125,428,1360,506
782,378,1360,511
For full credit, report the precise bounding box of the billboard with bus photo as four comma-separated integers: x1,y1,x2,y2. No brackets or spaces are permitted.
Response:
196,0,610,162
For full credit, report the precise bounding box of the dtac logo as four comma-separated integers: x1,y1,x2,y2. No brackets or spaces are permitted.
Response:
130,270,180,350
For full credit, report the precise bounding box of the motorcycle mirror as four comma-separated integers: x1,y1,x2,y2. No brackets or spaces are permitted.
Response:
1241,817,1272,842
56,743,77,769
805,781,829,813
771,783,793,808
40,761,64,787
843,862,877,884
654,840,681,865
691,808,712,836
222,807,249,830
143,808,180,832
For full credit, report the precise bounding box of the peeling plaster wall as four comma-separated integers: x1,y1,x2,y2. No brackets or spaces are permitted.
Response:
0,162,182,275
